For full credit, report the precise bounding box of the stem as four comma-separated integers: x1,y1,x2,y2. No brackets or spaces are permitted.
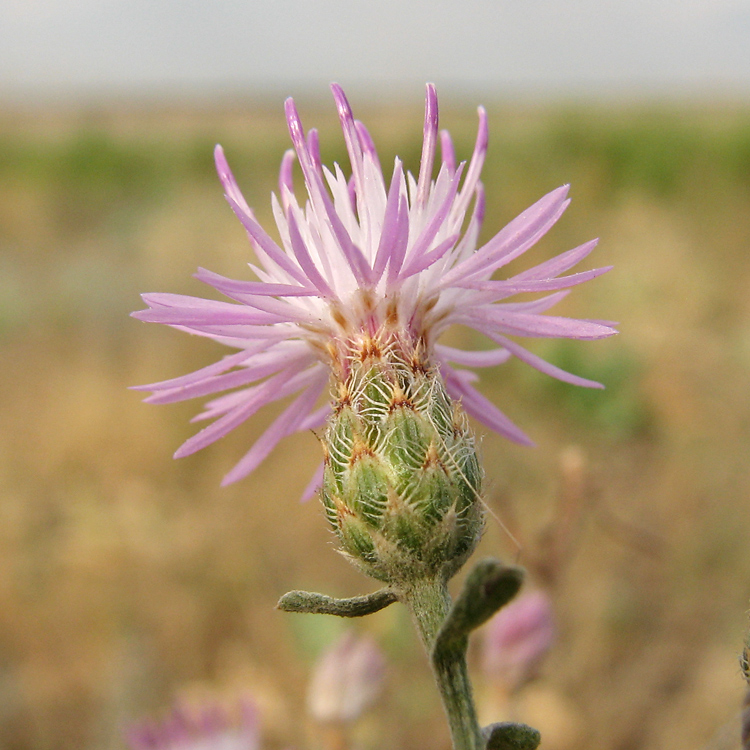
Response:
403,577,484,750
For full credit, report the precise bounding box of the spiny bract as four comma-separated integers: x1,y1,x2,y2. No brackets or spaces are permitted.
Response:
321,332,483,582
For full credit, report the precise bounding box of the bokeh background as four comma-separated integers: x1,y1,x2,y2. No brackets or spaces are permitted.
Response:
2,2,750,749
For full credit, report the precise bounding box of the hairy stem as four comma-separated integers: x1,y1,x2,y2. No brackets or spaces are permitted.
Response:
402,577,484,750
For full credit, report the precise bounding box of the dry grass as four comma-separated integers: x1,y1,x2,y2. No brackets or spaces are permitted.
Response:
1,97,750,750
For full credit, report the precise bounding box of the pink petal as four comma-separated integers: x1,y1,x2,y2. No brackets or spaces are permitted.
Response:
466,308,617,340
278,149,296,210
416,83,439,208
510,239,599,282
439,129,456,174
298,403,331,431
371,159,405,281
453,105,488,219
287,209,336,297
300,462,325,502
398,232,459,280
441,185,570,287
399,163,464,279
133,303,286,327
195,267,317,297
354,119,381,173
442,365,534,446
174,370,297,458
435,344,512,368
307,128,322,173
215,146,310,286
385,194,411,285
131,349,254,392
145,347,315,405
493,290,570,314
455,266,613,299
330,84,366,204
486,332,605,388
221,371,328,485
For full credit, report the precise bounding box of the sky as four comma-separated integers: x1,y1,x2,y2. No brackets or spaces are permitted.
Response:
2,0,750,101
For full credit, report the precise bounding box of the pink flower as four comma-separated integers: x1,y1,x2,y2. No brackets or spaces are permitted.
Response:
481,590,556,690
126,698,259,750
306,631,386,724
133,84,615,487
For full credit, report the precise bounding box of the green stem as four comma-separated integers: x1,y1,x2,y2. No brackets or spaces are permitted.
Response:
402,577,484,750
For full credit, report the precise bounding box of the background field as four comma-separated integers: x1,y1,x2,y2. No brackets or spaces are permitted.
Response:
1,96,750,750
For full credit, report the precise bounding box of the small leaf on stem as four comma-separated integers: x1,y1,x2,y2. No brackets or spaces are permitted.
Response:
435,559,524,657
277,588,397,617
483,721,541,750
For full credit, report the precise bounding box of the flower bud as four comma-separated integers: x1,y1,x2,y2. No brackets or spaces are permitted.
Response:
320,335,484,584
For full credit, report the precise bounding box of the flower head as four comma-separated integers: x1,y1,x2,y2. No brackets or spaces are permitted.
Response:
481,589,555,690
126,698,260,750
306,630,386,725
133,84,615,488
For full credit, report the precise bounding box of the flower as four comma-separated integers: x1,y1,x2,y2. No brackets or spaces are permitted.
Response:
133,84,616,488
126,698,260,750
306,631,386,724
481,589,555,691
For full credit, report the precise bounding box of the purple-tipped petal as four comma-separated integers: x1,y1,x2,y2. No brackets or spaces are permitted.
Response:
399,232,459,280
300,461,325,502
298,403,331,431
399,163,464,279
495,290,571,314
354,120,381,172
145,347,314,405
386,194,411,285
467,307,617,340
453,106,488,219
456,266,613,298
440,129,456,174
307,128,321,173
216,162,310,286
443,365,534,446
195,268,316,297
416,83,439,208
133,299,287,327
511,238,599,282
435,344,512,368
279,149,296,208
221,371,327,485
330,84,366,197
131,349,254,393
442,185,570,287
287,210,335,297
173,371,297,458
486,332,605,388
371,159,405,281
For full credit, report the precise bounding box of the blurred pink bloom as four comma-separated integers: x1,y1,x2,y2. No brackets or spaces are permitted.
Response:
481,590,555,690
126,698,260,750
306,631,386,724
133,84,615,487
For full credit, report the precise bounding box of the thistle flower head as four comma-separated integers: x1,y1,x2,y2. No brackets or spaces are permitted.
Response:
126,698,260,750
481,589,555,690
133,84,615,489
306,631,386,725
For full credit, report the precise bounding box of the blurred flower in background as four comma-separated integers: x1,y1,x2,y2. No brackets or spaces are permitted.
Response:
126,697,260,750
306,631,386,726
481,589,555,694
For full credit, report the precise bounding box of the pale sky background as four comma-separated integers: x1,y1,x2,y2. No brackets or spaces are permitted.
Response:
2,0,750,101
